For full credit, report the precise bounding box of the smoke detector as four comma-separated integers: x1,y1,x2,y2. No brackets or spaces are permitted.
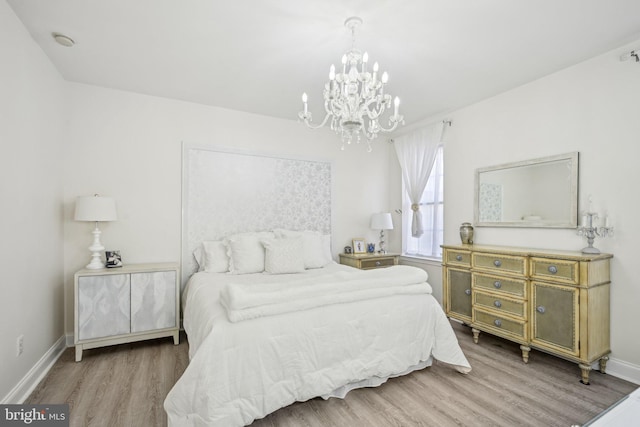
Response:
52,32,75,47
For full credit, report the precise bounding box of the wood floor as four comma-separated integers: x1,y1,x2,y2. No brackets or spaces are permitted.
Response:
27,321,637,427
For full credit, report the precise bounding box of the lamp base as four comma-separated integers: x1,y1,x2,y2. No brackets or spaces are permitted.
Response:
85,224,106,269
378,230,387,254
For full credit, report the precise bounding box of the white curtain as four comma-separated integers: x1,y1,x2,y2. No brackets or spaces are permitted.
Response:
394,122,445,237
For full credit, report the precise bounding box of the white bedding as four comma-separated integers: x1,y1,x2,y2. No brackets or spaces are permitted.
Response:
164,262,471,426
221,265,431,322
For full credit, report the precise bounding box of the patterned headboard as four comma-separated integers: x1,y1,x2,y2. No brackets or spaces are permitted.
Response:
181,144,333,286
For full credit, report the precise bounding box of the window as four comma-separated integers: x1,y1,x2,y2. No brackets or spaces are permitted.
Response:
402,145,443,259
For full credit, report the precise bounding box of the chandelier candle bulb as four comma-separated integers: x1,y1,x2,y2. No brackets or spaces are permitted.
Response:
394,97,400,117
302,93,308,114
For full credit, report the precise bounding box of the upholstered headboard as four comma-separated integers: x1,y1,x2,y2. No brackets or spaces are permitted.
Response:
181,144,333,286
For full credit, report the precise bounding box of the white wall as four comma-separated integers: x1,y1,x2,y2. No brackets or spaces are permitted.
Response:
0,1,66,401
410,40,640,375
62,83,393,335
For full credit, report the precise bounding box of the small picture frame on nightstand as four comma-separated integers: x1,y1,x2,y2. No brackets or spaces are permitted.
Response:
105,250,123,268
352,238,366,254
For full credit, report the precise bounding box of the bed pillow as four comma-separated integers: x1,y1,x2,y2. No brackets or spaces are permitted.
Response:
201,240,230,273
227,231,274,274
273,229,332,269
192,245,205,272
262,237,305,274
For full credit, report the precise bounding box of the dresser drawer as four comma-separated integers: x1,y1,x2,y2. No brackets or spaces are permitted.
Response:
530,257,579,285
360,257,396,269
474,291,525,318
473,273,527,298
444,249,471,267
473,252,527,276
474,308,527,340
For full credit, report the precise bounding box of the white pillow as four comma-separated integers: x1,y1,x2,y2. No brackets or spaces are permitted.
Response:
193,245,205,272
273,229,332,269
202,240,230,273
262,237,305,274
227,232,274,274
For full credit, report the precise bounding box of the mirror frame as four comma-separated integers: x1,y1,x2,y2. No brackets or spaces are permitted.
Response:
474,152,579,228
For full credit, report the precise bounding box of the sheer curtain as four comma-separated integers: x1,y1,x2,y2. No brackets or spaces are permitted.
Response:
394,121,444,237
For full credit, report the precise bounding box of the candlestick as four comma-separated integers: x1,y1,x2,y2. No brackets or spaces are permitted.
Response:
577,211,614,254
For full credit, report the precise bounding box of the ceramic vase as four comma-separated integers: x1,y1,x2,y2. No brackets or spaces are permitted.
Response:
459,222,474,244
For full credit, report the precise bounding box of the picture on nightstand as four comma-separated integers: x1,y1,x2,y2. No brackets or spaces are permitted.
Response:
105,250,123,268
367,243,375,253
352,238,366,254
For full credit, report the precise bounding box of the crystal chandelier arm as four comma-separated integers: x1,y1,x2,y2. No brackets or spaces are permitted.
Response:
299,101,333,129
376,114,404,133
303,115,332,129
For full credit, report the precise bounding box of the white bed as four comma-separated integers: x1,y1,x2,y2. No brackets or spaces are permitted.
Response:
164,261,471,426
171,148,470,425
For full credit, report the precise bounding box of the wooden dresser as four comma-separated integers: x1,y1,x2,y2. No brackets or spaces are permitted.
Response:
442,244,612,384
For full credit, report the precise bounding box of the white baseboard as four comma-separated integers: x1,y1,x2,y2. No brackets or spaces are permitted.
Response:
1,335,67,404
604,357,640,385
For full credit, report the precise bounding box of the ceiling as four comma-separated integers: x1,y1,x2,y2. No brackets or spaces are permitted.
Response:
7,0,640,127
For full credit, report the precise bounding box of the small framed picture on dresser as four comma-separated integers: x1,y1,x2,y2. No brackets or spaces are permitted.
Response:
352,238,366,254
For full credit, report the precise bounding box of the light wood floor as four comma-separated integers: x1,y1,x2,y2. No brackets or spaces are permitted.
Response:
27,321,637,427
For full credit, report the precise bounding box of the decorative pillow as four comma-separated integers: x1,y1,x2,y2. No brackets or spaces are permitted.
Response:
262,237,305,274
227,231,274,274
321,234,333,265
273,229,332,269
202,240,230,273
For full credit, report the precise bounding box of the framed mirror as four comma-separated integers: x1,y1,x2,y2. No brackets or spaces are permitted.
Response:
474,152,578,228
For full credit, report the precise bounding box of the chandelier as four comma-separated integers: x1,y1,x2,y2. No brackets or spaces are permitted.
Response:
298,17,404,152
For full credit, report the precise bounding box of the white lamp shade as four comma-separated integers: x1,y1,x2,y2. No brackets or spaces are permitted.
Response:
370,212,393,230
74,195,117,222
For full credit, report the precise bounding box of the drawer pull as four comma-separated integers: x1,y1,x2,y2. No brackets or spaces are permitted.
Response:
456,255,463,261
537,306,546,314
548,265,558,274
375,261,381,266
494,281,502,289
494,260,502,267
465,289,471,296
494,319,502,327
494,300,502,308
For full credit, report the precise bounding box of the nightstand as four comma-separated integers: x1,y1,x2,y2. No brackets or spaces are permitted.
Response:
339,253,399,270
74,262,180,361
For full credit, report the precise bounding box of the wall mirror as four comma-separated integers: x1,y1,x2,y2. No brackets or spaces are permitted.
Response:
474,152,578,228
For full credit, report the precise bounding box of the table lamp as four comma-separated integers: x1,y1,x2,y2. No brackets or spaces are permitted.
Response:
370,212,393,254
74,194,117,269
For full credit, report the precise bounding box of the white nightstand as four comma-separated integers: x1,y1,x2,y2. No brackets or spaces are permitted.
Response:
74,262,180,362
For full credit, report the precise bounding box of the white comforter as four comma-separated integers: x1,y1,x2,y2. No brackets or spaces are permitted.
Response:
221,265,431,322
164,263,471,426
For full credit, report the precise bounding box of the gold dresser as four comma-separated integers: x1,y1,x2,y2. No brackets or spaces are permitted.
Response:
442,244,612,384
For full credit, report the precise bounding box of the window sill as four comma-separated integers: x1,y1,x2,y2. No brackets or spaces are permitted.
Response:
400,254,442,265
